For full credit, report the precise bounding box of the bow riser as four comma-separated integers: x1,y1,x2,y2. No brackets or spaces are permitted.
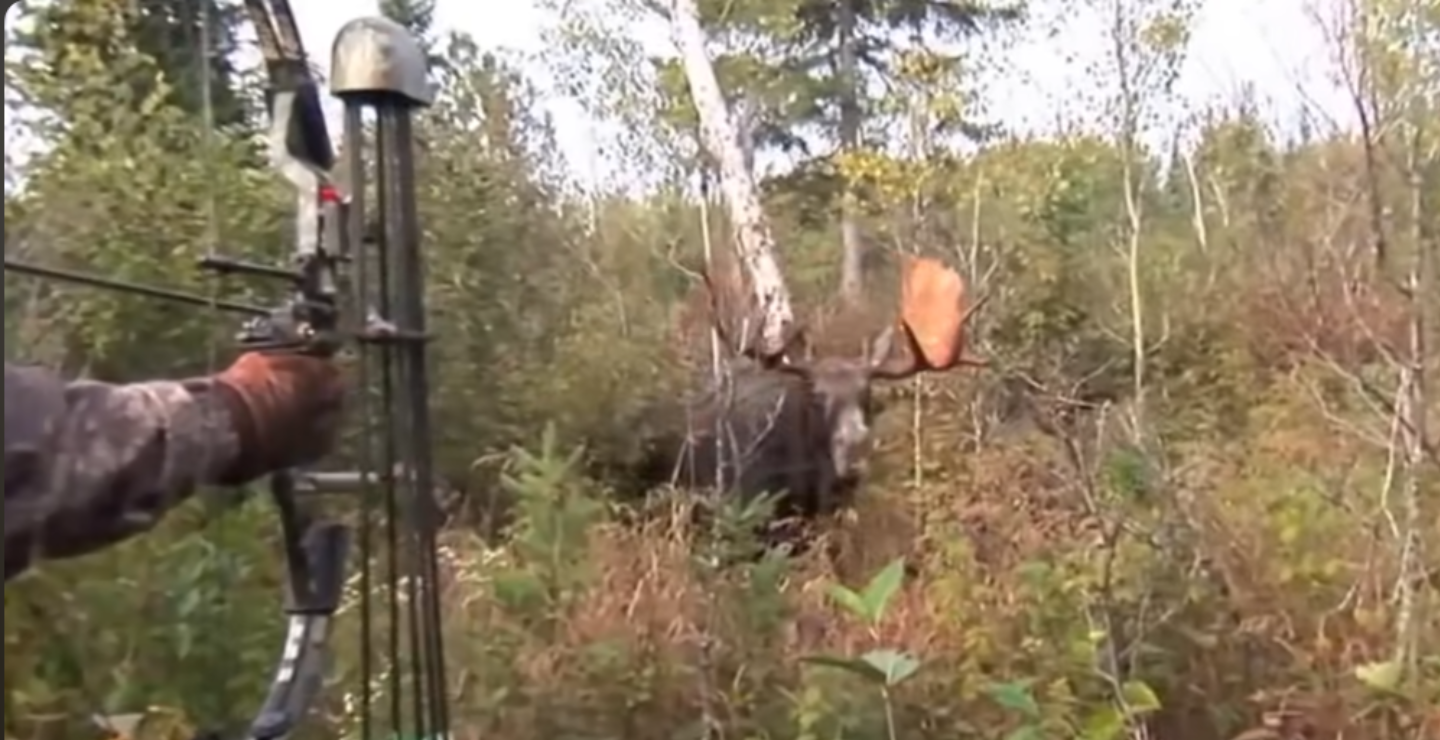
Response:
238,11,447,740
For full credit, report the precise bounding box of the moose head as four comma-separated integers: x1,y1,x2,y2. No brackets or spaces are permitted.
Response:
689,256,987,513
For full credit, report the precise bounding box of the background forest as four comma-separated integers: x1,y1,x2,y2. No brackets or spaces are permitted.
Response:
3,0,1436,738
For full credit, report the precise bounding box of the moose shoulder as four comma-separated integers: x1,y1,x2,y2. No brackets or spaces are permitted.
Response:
632,257,986,527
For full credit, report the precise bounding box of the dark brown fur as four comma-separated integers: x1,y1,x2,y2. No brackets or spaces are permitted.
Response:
635,354,882,525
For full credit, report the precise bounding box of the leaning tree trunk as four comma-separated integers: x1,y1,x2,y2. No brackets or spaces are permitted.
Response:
664,0,796,358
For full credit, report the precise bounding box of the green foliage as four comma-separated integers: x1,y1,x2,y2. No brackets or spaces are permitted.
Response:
6,0,283,377
5,2,1438,739
5,497,283,737
986,677,1163,740
824,556,904,629
492,425,606,619
656,0,1021,148
797,559,918,740
128,0,251,128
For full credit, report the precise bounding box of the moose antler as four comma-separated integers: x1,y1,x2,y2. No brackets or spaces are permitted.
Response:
869,256,987,379
697,254,982,379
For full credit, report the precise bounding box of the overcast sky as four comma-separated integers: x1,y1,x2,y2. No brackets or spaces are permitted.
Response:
294,0,1352,183
7,0,1354,189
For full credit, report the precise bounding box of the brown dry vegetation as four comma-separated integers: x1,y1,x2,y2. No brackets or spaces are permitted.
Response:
3,1,1438,738
401,358,1436,740
6,128,1437,738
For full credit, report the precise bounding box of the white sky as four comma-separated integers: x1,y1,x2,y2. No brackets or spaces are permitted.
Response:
289,0,1354,184
7,0,1354,189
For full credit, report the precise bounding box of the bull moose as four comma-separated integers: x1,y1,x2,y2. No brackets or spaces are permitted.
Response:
631,257,985,538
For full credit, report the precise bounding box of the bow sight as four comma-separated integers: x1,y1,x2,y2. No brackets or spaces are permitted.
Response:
6,4,449,740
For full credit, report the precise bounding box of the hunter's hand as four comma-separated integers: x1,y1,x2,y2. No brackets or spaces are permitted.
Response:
213,352,346,484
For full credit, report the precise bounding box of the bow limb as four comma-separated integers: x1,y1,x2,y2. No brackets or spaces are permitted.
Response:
248,472,349,740
226,4,354,738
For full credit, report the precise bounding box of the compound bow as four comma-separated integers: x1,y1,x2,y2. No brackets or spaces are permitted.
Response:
5,3,449,738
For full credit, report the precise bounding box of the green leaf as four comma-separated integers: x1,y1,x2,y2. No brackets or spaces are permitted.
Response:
800,653,889,684
1079,707,1126,740
859,648,921,686
986,680,1040,718
858,557,906,624
1120,680,1162,713
1354,659,1404,693
1003,726,1044,740
826,584,869,621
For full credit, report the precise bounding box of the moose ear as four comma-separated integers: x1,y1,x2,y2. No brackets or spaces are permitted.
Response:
898,256,968,369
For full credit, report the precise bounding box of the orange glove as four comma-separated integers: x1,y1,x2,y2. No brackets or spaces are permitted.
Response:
212,352,345,485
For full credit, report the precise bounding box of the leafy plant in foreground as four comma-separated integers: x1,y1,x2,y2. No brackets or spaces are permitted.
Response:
802,557,918,740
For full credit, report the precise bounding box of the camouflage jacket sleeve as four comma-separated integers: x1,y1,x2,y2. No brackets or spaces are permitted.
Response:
4,362,241,581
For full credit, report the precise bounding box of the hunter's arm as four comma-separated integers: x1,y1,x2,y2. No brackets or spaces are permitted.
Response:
4,363,243,580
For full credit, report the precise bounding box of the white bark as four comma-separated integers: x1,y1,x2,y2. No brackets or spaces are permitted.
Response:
664,0,795,357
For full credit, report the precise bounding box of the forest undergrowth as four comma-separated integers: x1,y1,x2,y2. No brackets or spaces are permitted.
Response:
390,361,1439,740
9,330,1435,740
4,0,1436,736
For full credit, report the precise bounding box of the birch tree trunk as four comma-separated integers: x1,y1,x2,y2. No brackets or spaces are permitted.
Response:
664,0,796,358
